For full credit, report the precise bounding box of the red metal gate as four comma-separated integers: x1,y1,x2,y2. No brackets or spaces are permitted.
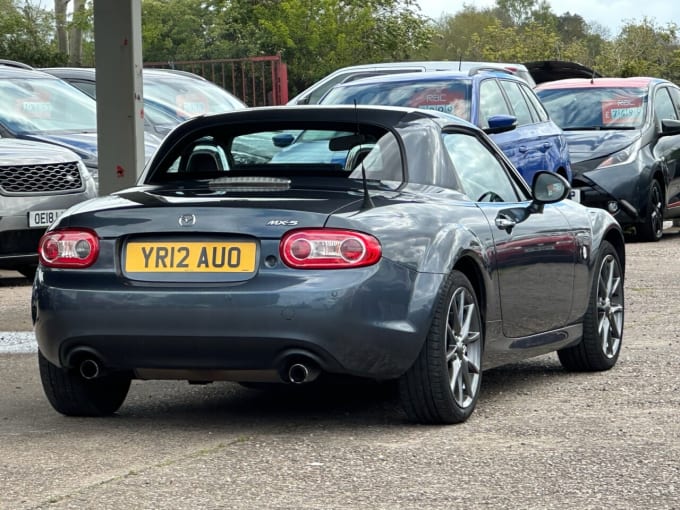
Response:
144,54,288,106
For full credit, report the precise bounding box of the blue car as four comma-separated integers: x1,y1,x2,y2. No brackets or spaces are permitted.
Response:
311,69,572,185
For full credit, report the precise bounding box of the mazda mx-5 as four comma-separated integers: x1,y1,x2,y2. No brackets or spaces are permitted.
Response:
32,105,625,424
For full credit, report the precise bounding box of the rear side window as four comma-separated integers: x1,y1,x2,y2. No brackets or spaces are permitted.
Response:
521,85,550,122
478,79,511,128
654,87,678,121
668,86,680,115
499,80,534,126
443,131,520,202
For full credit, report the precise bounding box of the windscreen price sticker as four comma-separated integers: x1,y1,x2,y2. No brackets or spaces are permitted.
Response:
16,97,52,119
176,93,208,116
602,98,643,124
28,209,65,228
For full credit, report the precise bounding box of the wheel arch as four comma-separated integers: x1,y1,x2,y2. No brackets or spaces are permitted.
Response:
452,255,488,325
603,227,626,277
556,166,570,181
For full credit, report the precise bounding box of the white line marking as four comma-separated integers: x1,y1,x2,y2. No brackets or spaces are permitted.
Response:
0,332,37,353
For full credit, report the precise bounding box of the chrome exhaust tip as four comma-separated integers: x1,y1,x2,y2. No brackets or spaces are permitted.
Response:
287,362,320,384
79,359,101,380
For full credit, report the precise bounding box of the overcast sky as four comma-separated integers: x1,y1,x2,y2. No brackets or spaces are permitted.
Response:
416,0,679,36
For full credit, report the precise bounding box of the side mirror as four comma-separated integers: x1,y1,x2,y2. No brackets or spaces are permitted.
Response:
272,133,295,148
661,118,680,136
532,171,571,204
495,172,571,233
484,115,517,135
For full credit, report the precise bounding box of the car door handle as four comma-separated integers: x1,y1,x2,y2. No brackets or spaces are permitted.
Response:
542,142,551,150
518,146,528,153
495,215,516,232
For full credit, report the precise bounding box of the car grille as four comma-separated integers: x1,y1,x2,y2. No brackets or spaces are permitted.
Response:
0,161,84,194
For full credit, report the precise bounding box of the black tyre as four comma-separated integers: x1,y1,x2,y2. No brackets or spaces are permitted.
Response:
38,351,131,416
558,240,624,371
636,180,663,242
399,270,483,424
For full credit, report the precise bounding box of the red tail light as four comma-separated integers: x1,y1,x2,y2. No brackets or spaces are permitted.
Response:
39,229,99,268
280,229,381,269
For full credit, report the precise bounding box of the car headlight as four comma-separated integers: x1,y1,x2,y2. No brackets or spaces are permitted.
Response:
596,139,640,169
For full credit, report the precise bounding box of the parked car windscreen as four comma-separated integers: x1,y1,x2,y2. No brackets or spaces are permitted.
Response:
537,87,648,130
143,72,247,117
321,78,473,121
0,76,96,133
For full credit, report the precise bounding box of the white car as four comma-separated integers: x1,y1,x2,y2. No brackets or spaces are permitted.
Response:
288,61,535,105
0,139,97,279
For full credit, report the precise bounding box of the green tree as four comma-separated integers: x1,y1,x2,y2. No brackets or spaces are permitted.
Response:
426,5,499,61
470,20,560,62
245,0,433,94
0,0,66,66
142,0,220,62
596,18,680,80
495,0,538,26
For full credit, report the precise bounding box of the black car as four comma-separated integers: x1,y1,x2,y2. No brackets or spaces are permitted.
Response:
33,105,625,424
536,77,680,241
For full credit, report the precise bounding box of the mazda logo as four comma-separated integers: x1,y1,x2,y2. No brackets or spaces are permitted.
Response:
178,213,196,227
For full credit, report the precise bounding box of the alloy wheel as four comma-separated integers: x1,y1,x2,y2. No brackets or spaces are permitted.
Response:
597,253,624,358
649,182,663,239
446,287,482,408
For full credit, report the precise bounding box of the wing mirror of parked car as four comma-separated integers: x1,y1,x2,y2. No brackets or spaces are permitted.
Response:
660,119,680,136
272,133,296,147
532,171,571,204
495,171,570,233
483,115,517,135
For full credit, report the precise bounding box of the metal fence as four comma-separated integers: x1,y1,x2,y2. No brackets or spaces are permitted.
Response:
144,54,289,106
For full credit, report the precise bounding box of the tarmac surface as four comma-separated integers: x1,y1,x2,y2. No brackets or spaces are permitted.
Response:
1,229,679,509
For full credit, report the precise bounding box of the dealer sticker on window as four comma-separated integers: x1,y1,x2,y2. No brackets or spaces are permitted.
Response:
28,209,65,228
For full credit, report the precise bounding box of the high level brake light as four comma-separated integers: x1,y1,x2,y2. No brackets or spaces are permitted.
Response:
39,229,99,268
280,228,381,269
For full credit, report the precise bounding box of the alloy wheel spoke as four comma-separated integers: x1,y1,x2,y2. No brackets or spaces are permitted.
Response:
608,310,623,339
453,290,467,333
599,314,611,350
609,275,622,298
465,355,481,375
445,323,456,361
452,359,464,403
460,361,473,399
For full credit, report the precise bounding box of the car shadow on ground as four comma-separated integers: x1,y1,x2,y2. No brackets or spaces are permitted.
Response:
96,354,573,428
0,271,31,287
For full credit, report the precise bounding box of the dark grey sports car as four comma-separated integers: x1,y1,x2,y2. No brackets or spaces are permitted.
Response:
32,105,626,424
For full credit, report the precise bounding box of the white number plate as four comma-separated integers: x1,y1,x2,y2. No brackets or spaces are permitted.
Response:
28,209,65,228
569,189,581,203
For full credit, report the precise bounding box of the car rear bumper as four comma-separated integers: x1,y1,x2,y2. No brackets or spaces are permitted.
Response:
33,261,442,380
0,213,45,268
1,190,96,267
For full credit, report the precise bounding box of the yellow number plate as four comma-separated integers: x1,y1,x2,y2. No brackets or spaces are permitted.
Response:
125,241,256,273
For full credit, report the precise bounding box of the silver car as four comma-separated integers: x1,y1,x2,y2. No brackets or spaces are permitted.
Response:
0,139,97,279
